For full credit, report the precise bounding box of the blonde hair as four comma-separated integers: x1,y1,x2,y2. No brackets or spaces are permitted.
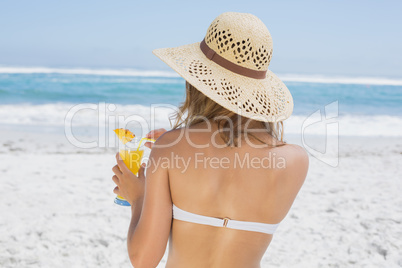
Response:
170,82,286,147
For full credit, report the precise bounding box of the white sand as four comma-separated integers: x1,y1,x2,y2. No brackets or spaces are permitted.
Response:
1,127,401,267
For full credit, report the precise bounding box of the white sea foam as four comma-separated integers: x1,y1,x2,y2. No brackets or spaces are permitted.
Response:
284,114,402,137
1,103,401,137
0,103,174,130
0,66,179,78
278,73,402,86
1,66,402,85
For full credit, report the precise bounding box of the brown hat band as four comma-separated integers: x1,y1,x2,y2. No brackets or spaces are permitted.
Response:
200,39,267,79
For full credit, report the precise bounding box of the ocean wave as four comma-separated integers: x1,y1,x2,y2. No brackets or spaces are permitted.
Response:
284,114,402,137
1,103,401,136
0,66,179,78
1,66,402,85
278,74,402,86
0,103,175,129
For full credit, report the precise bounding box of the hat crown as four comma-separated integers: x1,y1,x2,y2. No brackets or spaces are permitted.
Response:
204,12,273,72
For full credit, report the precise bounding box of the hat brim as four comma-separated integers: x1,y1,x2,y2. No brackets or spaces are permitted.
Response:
153,42,293,122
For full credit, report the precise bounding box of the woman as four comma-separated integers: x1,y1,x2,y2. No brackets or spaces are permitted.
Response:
112,12,309,268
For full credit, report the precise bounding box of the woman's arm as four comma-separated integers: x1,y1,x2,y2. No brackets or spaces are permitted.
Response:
127,189,145,254
125,128,168,244
127,135,173,268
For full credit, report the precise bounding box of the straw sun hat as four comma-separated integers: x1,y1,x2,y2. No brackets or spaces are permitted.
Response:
153,12,293,122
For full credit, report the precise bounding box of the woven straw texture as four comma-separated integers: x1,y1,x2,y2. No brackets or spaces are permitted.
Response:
153,12,293,122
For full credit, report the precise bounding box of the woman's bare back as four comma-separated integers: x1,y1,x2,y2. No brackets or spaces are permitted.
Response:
161,122,309,267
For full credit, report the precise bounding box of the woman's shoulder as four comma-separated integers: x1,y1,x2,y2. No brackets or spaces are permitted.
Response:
150,128,186,153
278,143,309,165
153,126,210,148
275,143,309,183
280,143,309,158
153,128,186,145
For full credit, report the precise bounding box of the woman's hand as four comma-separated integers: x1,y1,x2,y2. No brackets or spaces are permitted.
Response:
144,128,167,149
112,153,146,205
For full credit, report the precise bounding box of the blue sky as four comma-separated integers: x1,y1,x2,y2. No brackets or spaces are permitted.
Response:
0,0,401,77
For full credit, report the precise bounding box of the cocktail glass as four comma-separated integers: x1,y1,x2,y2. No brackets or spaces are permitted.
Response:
115,137,155,206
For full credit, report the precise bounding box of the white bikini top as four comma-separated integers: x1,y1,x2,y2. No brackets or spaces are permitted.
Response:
172,204,280,235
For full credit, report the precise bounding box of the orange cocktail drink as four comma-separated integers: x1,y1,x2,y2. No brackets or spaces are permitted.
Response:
113,127,154,206
119,148,144,174
114,148,144,206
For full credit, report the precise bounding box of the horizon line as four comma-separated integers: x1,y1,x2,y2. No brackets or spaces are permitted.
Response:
1,65,402,86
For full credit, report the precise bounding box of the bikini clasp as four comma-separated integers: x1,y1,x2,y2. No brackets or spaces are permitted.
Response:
223,217,230,227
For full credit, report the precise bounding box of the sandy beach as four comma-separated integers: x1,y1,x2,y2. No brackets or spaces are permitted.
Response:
1,126,401,267
1,0,402,266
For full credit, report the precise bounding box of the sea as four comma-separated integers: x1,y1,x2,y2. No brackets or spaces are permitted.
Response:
0,66,401,139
